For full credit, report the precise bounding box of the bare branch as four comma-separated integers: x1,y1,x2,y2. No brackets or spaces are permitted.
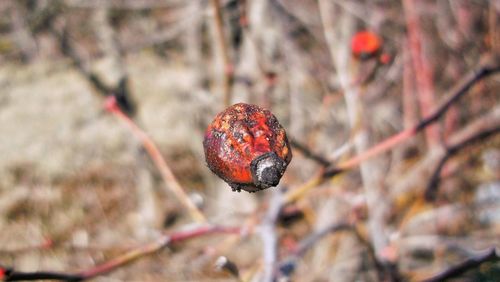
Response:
289,138,331,167
211,0,234,107
3,225,240,281
328,58,500,174
403,0,440,146
105,97,207,223
422,247,499,282
278,222,352,278
425,112,500,201
9,1,38,62
390,105,500,200
64,0,186,10
259,189,283,282
285,56,500,217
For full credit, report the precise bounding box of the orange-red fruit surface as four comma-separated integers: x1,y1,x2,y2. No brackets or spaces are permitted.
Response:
203,103,292,192
351,31,382,59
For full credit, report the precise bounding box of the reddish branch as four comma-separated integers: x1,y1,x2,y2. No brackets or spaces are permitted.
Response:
323,59,500,177
402,44,418,128
403,0,440,146
105,96,206,223
2,225,240,281
291,60,499,179
285,59,499,203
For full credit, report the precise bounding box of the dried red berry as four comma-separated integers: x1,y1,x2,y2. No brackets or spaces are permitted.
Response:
203,103,292,192
351,31,382,60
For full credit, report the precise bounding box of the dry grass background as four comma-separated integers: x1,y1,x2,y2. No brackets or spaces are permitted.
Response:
0,0,499,281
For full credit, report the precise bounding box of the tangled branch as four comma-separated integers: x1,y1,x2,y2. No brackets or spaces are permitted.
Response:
2,225,239,281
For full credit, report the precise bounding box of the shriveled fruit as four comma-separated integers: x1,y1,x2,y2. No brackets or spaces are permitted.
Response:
203,103,292,192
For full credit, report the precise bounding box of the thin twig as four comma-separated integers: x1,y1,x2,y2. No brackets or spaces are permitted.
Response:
289,138,331,167
284,171,323,203
211,0,234,107
9,1,37,62
285,58,499,203
259,189,283,282
402,44,418,129
422,247,499,282
425,122,500,201
390,105,500,200
403,0,440,147
3,225,240,281
293,222,352,258
330,60,500,174
122,18,191,53
319,0,390,261
105,96,206,223
50,17,135,115
64,0,185,10
93,6,137,112
278,222,352,278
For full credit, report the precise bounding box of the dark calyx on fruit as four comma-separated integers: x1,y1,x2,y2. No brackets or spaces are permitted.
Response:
251,152,286,188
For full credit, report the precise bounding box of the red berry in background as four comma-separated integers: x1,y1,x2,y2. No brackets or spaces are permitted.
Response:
351,31,382,60
203,103,292,192
379,53,391,65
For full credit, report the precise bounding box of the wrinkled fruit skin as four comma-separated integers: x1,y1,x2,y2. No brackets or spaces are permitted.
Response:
203,103,292,192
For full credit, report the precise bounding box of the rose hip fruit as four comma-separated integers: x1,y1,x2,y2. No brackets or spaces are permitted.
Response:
351,30,382,60
203,103,292,192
